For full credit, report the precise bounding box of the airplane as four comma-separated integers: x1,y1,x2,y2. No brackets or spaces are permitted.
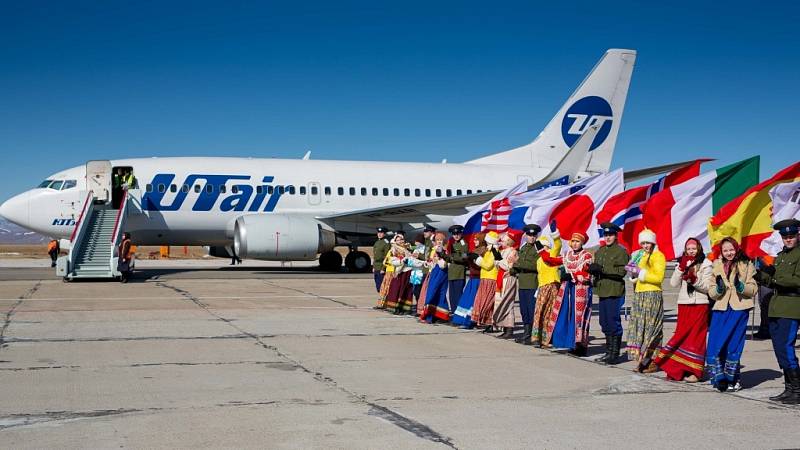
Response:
0,48,689,276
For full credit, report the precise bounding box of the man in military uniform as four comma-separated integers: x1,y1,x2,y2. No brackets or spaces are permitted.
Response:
588,222,630,364
445,225,468,316
513,223,542,345
372,226,391,293
755,218,800,404
421,225,436,278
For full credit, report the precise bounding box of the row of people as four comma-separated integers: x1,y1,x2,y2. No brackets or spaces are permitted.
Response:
371,218,800,404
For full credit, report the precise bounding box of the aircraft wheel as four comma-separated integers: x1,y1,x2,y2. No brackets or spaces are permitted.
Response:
318,251,343,272
345,251,371,273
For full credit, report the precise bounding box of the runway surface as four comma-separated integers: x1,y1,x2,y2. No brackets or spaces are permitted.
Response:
1,264,798,449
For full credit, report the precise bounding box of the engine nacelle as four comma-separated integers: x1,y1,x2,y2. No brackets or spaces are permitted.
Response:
234,214,335,261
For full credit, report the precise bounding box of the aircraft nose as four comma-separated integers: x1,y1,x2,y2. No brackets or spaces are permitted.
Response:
0,191,31,228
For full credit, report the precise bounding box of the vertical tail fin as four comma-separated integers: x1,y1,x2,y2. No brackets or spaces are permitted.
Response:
465,49,636,174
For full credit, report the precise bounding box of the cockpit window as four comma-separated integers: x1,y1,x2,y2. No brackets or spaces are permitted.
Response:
49,180,64,190
62,180,77,190
38,180,54,188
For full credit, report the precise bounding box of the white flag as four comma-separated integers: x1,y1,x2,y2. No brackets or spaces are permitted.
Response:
760,181,800,256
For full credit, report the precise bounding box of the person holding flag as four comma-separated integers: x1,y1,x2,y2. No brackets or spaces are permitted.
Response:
532,222,562,348
589,223,630,364
705,237,757,392
512,224,542,345
755,219,800,404
625,229,666,373
541,230,593,356
451,233,486,329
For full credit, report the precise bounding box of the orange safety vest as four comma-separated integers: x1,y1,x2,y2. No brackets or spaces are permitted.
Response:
47,240,58,253
119,239,132,260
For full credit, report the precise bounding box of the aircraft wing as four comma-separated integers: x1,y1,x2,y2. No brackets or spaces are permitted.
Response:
623,159,714,183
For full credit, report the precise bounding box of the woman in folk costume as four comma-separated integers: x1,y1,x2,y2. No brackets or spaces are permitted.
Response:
704,237,757,392
452,232,486,329
420,231,451,323
654,238,712,382
382,234,411,311
375,234,404,309
532,225,562,347
471,231,501,333
543,230,593,355
625,228,667,373
492,231,520,339
411,234,426,304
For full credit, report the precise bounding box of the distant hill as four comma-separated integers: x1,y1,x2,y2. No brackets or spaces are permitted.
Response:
0,218,49,244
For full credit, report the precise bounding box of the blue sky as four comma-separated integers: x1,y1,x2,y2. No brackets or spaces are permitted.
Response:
1,1,797,202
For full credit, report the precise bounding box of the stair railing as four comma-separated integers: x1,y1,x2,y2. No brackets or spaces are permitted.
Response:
110,189,129,276
66,190,95,278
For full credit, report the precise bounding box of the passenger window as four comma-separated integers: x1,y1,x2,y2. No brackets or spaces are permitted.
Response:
382,188,389,196
425,189,431,197
456,189,462,196
311,186,319,195
435,189,442,197
62,180,77,190
337,187,344,195
288,185,296,195
393,188,400,196
300,186,307,195
267,186,274,194
446,189,452,197
372,188,379,196
146,184,153,193
170,184,177,193
182,184,189,193
349,187,356,196
194,185,201,193
232,186,239,194
205,184,213,193
256,186,263,194
278,186,285,194
324,186,331,195
158,184,166,193
49,180,64,190
466,189,472,195
220,185,227,194
361,187,367,196
404,188,410,196
477,189,483,193
414,188,421,197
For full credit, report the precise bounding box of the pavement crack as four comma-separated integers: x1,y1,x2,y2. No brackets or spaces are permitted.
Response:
0,281,40,350
156,281,458,448
262,280,357,308
0,408,142,430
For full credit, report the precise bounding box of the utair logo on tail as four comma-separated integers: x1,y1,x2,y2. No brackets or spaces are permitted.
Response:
142,174,284,212
561,96,613,151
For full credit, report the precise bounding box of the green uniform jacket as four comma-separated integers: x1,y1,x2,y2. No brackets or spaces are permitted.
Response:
515,243,539,290
423,238,433,275
445,239,468,280
593,243,629,298
758,246,800,319
373,238,390,271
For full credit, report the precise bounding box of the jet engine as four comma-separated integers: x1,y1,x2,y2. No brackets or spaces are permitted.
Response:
234,214,336,261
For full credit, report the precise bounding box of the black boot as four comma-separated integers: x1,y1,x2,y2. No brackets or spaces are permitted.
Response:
780,368,800,405
770,370,792,402
596,335,612,363
498,327,515,339
605,335,624,365
515,324,533,345
482,325,494,334
569,344,588,357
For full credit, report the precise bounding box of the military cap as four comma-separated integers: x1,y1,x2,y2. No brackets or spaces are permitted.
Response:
600,222,622,236
522,223,542,236
376,226,389,233
774,219,800,236
448,225,465,234
424,225,437,233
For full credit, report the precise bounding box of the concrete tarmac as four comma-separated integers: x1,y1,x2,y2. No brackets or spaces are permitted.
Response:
0,264,799,449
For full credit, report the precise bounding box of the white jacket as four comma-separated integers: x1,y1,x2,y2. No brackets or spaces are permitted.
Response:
669,258,712,305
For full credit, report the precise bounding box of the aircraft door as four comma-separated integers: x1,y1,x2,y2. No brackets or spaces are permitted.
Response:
86,160,113,203
307,182,322,205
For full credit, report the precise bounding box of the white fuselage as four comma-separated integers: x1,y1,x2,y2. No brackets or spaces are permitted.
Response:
1,156,551,246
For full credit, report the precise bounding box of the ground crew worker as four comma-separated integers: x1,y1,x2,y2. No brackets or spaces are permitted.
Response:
122,169,137,190
755,218,800,404
512,223,541,345
47,239,60,267
589,222,630,364
372,226,391,292
445,225,468,316
118,232,134,283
